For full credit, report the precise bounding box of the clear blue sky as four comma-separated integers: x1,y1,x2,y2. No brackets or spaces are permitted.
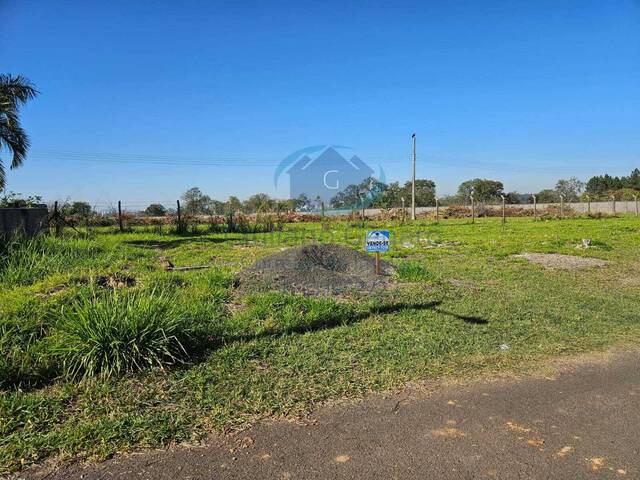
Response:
1,0,639,208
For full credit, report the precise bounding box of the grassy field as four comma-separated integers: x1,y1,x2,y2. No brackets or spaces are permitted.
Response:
1,216,639,473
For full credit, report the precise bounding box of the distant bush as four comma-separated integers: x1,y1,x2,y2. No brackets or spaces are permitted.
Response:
49,289,202,381
442,205,471,218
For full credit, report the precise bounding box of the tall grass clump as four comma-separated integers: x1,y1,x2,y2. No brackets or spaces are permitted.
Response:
0,234,103,286
0,319,49,389
50,289,201,380
395,261,440,283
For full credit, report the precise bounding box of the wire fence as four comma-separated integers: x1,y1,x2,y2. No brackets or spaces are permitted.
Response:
41,196,640,238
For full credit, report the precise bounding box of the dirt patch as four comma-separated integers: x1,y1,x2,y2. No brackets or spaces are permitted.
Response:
237,243,395,295
513,253,608,270
95,273,137,289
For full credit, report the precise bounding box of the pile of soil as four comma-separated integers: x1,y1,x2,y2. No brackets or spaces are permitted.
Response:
513,253,608,270
237,243,395,295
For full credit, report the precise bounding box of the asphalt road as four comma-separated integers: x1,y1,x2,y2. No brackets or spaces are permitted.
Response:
21,350,640,479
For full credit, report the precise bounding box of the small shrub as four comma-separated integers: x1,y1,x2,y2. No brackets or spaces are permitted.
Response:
442,205,471,218
49,289,202,380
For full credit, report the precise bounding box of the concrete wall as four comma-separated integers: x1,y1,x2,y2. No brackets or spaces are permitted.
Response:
0,205,49,238
355,201,639,217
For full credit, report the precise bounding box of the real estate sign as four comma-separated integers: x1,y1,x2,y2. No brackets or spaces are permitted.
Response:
365,230,390,252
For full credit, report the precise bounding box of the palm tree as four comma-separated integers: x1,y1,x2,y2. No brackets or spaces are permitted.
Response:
0,74,38,191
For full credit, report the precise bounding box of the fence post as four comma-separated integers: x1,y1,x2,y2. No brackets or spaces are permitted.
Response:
176,200,182,233
471,194,475,224
321,201,325,218
501,195,506,225
634,195,639,217
611,195,616,214
117,201,124,232
559,194,564,218
53,201,62,237
435,198,440,223
532,195,537,220
401,197,406,223
586,194,591,214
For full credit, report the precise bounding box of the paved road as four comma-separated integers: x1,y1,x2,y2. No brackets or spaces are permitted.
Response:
22,350,640,479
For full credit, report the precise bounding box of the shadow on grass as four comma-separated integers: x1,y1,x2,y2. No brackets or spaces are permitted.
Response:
225,299,488,346
2,299,488,392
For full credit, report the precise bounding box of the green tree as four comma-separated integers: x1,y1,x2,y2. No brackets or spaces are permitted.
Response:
0,74,38,191
401,179,436,207
226,196,243,214
330,184,361,209
586,169,640,197
244,193,274,213
378,181,402,208
181,187,212,214
534,189,559,203
144,204,167,216
504,191,522,204
294,193,311,210
457,179,504,203
555,177,584,201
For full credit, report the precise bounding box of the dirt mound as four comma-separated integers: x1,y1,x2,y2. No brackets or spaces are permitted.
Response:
514,253,608,270
237,243,395,295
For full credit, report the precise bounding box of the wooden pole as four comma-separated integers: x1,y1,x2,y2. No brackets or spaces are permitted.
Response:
501,195,506,225
532,195,537,220
321,201,325,217
471,194,475,224
375,252,381,275
401,197,405,223
411,133,416,220
559,194,564,218
586,194,591,214
435,198,439,223
54,201,61,237
118,201,124,232
611,195,616,214
634,195,638,217
176,200,182,233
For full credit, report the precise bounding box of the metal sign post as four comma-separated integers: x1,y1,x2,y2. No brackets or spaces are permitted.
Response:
366,230,390,275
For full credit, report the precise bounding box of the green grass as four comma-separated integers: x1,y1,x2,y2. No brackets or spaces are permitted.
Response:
1,216,640,473
49,289,209,381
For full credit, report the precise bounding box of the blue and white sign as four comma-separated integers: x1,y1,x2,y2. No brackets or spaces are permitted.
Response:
366,230,390,252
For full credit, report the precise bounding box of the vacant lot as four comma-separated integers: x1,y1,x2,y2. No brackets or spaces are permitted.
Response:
1,217,639,474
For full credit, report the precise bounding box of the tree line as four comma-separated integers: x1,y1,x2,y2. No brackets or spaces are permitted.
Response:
41,168,640,218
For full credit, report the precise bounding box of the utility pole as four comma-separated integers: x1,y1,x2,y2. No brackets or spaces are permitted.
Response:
411,133,416,220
